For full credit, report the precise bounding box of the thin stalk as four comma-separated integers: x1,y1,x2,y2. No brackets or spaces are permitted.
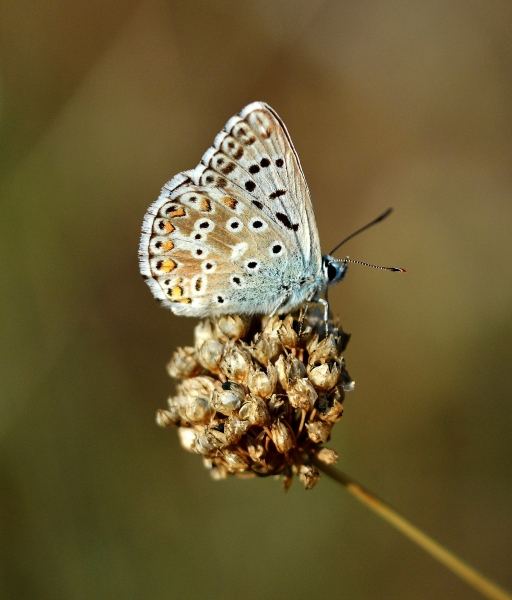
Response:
313,459,512,600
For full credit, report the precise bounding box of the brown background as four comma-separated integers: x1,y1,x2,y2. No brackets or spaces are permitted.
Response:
1,1,511,598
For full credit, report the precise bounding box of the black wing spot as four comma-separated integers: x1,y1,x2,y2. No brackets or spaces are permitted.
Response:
249,164,260,174
253,220,263,229
275,158,284,167
158,221,165,230
269,189,286,200
245,180,256,192
156,260,163,270
165,205,177,214
260,157,270,167
195,278,203,292
217,296,224,303
205,263,213,270
205,175,214,183
276,212,299,231
155,241,162,248
194,233,202,240
233,277,241,285
252,200,263,210
272,244,282,254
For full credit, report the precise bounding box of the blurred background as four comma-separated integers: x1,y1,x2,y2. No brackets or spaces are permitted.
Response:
1,1,511,598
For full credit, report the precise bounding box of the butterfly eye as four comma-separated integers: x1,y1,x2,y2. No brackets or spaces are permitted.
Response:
226,217,243,232
248,217,268,232
269,242,285,257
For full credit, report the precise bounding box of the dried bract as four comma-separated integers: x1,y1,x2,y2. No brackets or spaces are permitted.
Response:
158,307,353,489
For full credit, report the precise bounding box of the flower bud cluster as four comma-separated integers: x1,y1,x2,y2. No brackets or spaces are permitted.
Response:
156,309,353,489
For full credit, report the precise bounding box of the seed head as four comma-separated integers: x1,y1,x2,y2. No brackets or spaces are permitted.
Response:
157,307,354,489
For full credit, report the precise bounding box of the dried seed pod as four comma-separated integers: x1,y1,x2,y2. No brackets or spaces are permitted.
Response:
156,408,180,428
223,415,249,445
249,332,281,366
287,377,318,411
275,354,306,390
262,314,282,338
270,419,294,454
206,461,229,480
299,464,320,489
246,433,265,462
178,376,217,401
216,315,251,341
306,420,332,443
197,339,224,373
219,342,252,383
247,363,277,398
307,360,341,391
239,395,270,427
167,346,201,378
282,465,294,492
184,397,214,424
178,427,197,452
308,334,342,365
267,394,286,417
222,449,249,471
315,447,339,465
195,430,218,454
211,381,246,415
194,319,216,347
276,314,300,348
316,388,344,423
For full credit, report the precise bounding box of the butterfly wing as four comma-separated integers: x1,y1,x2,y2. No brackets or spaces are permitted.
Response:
139,102,323,317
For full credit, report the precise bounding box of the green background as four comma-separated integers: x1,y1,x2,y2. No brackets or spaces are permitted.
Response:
1,1,511,598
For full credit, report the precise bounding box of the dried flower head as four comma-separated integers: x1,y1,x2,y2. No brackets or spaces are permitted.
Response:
156,307,353,489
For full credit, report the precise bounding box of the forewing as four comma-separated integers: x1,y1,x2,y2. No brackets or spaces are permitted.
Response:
193,101,322,269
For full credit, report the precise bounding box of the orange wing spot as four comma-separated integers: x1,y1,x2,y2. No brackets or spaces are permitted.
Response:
170,285,183,298
220,196,238,210
199,197,212,212
176,297,192,304
162,241,174,251
161,259,177,273
164,222,175,233
168,207,186,218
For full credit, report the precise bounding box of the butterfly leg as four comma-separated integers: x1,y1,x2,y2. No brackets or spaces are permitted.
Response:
308,288,330,338
315,297,330,338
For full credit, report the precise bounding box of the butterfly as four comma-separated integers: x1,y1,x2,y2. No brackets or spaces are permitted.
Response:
139,102,401,318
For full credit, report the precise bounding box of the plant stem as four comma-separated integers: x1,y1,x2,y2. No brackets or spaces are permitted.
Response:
313,459,512,600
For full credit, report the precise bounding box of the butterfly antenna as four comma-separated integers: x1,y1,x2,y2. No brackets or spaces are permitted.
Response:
328,208,393,256
334,258,406,273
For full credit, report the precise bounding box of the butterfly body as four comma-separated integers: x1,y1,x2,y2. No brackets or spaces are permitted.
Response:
139,102,344,317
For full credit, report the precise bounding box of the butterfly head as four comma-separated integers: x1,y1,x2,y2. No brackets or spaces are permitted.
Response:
322,255,347,287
